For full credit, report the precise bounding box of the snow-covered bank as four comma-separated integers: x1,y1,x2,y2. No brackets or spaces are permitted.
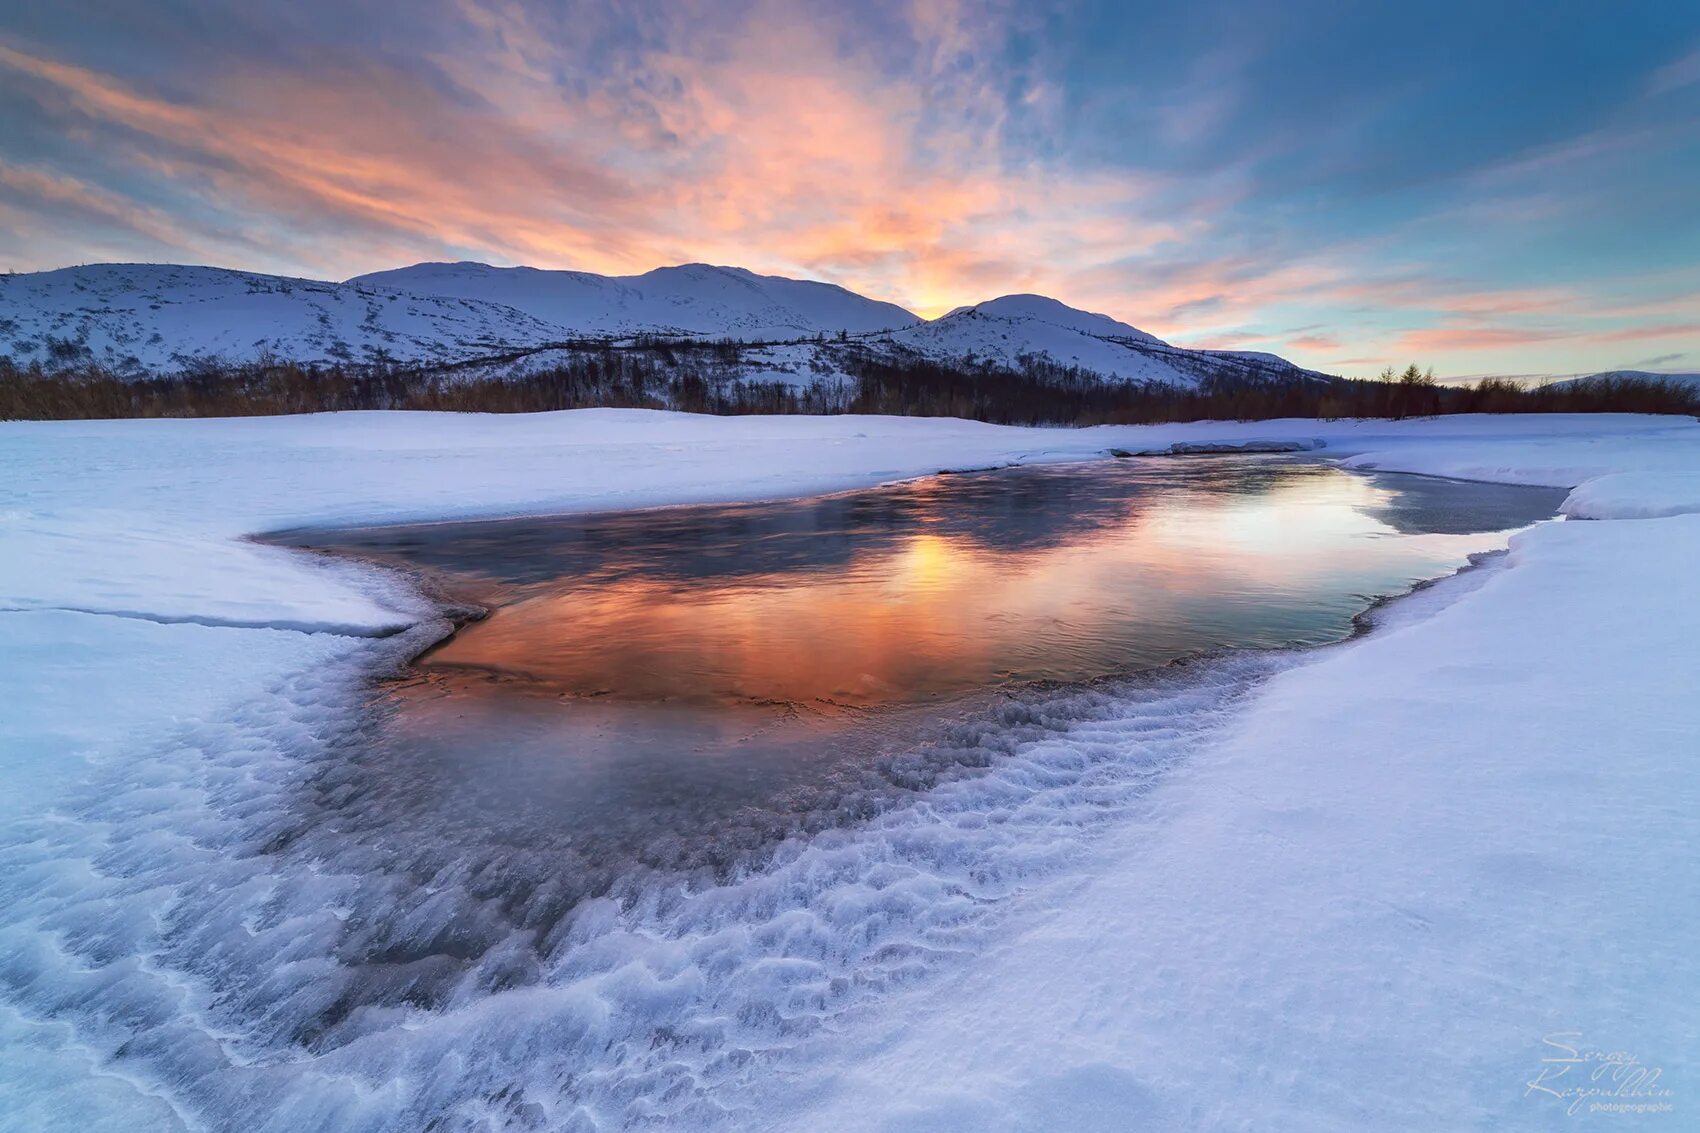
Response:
785,515,1700,1132
1,410,1697,1131
5,411,1688,634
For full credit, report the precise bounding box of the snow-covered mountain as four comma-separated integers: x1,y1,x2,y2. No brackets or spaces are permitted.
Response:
893,294,1181,382
350,261,920,341
1546,369,1700,390
0,264,567,373
889,294,1325,386
1,261,1329,388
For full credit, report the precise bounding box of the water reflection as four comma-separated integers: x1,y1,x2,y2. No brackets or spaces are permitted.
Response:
255,458,1565,1022
306,458,1565,708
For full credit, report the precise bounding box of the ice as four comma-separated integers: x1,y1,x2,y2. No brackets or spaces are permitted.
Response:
0,610,365,823
0,519,429,634
2,408,1698,1130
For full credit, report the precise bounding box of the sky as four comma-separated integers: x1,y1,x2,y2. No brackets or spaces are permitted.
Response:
1,0,1697,378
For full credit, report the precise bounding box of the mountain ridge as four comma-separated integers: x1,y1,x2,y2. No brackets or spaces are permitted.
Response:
1545,369,1700,390
1,260,1331,389
349,261,922,342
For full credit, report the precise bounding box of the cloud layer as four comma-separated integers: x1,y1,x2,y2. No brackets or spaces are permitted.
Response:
2,0,1696,376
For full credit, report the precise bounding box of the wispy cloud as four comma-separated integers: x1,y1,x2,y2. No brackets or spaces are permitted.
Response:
0,0,1695,377
1647,44,1700,95
0,159,203,251
0,9,1176,316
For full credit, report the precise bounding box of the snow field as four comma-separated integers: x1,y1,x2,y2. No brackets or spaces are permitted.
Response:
1,409,1697,1130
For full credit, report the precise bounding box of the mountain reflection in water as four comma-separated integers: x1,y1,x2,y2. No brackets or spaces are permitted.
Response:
304,457,1566,709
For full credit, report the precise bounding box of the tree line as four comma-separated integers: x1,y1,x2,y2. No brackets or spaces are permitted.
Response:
1,350,1694,423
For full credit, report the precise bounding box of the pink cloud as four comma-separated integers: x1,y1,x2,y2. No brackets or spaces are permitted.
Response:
1395,326,1571,353
1,11,1695,380
1648,46,1700,96
1393,320,1700,356
0,13,1180,319
1588,322,1700,343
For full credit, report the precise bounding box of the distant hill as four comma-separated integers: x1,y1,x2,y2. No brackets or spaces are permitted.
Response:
888,294,1328,387
349,261,921,341
0,264,565,373
1,261,1332,390
1545,369,1700,390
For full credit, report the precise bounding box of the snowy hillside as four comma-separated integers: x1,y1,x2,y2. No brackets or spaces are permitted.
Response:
1,262,1327,388
0,264,568,374
1547,369,1700,390
890,293,1325,387
351,261,921,341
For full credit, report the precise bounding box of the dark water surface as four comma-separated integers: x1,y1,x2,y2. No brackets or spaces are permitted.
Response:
302,457,1562,704
283,458,1564,863
236,457,1571,1046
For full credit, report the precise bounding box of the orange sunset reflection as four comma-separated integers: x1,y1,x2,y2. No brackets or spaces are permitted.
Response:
403,461,1548,708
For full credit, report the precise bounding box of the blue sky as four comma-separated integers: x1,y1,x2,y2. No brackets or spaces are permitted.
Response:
1,0,1696,376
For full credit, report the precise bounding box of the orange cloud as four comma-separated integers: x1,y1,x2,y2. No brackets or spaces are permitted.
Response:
1393,320,1700,355
0,11,1176,319
0,160,204,251
2,8,1695,384
1394,326,1572,352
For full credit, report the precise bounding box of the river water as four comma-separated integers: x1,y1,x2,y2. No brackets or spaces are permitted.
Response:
281,457,1564,911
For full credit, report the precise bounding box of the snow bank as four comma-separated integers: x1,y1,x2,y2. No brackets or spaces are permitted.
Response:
1,409,1697,1130
1337,414,1700,489
1560,471,1700,519
0,518,427,634
790,515,1700,1133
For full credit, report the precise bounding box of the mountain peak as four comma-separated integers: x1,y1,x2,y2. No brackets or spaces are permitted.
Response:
347,260,918,340
2,259,1315,388
944,293,1163,346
